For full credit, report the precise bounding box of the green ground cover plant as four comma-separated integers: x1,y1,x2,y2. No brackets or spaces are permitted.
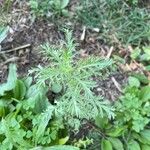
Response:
1,0,13,12
88,76,150,149
0,29,114,149
29,0,70,18
28,0,150,47
131,46,150,71
1,1,150,149
126,0,139,5
78,0,150,47
0,64,79,150
31,29,114,126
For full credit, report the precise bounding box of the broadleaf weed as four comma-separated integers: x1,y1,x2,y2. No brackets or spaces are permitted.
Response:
29,0,70,18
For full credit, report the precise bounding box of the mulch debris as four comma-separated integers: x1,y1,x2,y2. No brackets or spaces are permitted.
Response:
0,1,128,101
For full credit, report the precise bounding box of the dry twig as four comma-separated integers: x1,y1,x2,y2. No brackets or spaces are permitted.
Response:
0,44,31,54
0,57,19,66
106,46,114,58
111,77,122,93
80,26,86,41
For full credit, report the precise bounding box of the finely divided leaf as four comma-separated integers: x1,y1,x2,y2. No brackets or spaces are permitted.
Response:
23,77,32,89
35,105,55,143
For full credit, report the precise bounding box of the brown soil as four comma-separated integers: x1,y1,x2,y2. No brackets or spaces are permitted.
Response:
0,1,127,101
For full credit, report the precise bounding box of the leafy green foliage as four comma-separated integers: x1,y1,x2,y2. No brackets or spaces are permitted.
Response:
31,29,114,121
13,80,26,100
140,129,150,144
141,144,150,150
0,64,78,149
131,46,150,71
108,137,124,150
78,0,150,46
29,0,70,18
130,73,149,85
73,138,93,149
127,140,141,150
101,138,113,150
131,46,150,61
128,76,140,87
126,0,139,5
0,63,17,96
115,82,150,132
31,145,79,150
89,76,150,149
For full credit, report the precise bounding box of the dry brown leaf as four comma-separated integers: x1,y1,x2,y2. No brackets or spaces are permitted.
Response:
120,60,145,72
